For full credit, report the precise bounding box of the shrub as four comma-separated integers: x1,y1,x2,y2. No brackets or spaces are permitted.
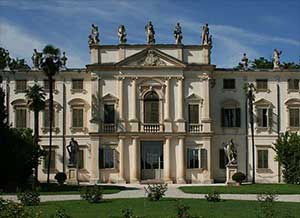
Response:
144,183,168,201
17,190,40,206
80,185,103,203
257,192,278,218
205,191,221,202
120,208,142,218
54,172,67,186
257,192,278,203
51,207,72,218
232,172,246,184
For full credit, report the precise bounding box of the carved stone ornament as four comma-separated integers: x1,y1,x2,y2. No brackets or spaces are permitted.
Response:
130,50,166,66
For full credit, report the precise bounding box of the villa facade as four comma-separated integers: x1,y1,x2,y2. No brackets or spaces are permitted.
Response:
1,33,299,184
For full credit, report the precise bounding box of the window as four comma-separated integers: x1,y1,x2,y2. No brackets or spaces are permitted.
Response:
256,108,272,128
221,108,241,127
188,104,199,124
72,79,84,90
72,108,84,127
44,150,56,170
219,149,229,169
257,149,268,169
15,80,27,92
187,148,207,169
288,79,299,90
104,104,115,124
99,147,115,169
15,108,27,128
289,108,300,127
44,79,55,91
144,91,159,123
256,79,268,90
43,108,55,128
78,150,84,169
223,79,235,89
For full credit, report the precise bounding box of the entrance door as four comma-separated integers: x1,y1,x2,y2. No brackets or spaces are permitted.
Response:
141,141,164,180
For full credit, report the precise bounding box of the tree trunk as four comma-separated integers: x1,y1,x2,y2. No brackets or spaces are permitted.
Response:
46,75,53,188
34,111,39,185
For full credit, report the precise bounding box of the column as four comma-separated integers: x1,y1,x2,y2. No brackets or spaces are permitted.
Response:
177,136,186,184
176,77,185,132
164,136,172,183
130,78,139,131
131,136,139,183
201,76,211,132
90,73,100,132
90,139,99,184
164,78,172,132
118,77,125,132
118,136,126,183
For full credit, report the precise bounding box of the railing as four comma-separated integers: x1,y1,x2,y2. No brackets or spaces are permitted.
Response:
141,123,164,132
188,123,203,133
102,123,116,133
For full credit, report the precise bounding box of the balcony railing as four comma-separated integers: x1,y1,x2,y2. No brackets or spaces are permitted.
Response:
141,123,164,133
188,123,203,133
102,123,116,133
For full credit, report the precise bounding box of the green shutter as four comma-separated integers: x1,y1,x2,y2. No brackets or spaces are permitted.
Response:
268,108,273,127
200,149,208,169
235,108,241,127
221,108,225,127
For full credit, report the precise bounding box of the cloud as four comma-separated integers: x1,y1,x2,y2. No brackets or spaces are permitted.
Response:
0,19,86,68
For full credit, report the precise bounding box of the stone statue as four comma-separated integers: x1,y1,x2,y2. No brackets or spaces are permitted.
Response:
174,22,183,44
60,52,67,69
273,49,282,69
145,21,155,44
223,139,237,165
67,138,79,167
208,35,213,46
241,53,249,70
201,23,210,45
118,24,127,44
31,49,42,70
88,24,100,45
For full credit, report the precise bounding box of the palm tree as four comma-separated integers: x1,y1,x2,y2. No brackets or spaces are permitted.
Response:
244,83,256,184
25,84,46,184
40,45,61,187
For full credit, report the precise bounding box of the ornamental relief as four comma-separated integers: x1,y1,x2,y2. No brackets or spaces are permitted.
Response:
129,50,167,66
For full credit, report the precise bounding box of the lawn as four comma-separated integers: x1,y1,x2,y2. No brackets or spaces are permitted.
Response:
30,198,300,218
179,184,300,194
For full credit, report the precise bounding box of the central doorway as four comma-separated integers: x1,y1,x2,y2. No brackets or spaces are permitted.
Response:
141,141,164,180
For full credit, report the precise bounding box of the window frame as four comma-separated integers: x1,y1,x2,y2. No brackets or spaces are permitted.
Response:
256,79,269,92
99,146,116,169
71,78,84,93
15,106,27,128
15,80,27,93
143,91,160,124
257,149,269,169
223,79,236,90
43,149,56,172
287,79,299,92
72,107,84,128
289,108,300,128
188,104,200,124
221,107,241,128
186,146,207,169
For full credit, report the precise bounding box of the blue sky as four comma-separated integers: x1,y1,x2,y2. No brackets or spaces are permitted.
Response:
0,0,299,68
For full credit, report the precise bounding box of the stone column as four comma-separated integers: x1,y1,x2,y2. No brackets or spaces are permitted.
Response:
118,77,125,132
177,136,186,183
164,77,172,132
90,73,100,132
118,136,126,183
90,139,99,184
201,76,211,132
176,77,185,132
130,78,139,131
164,136,172,183
131,136,139,183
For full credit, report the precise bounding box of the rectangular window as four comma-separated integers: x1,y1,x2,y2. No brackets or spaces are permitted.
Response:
78,150,84,169
43,108,55,128
289,108,300,127
104,104,115,124
288,79,299,90
221,108,241,127
257,108,269,127
187,148,199,169
223,79,235,89
257,150,268,169
188,104,199,123
144,101,159,123
256,79,268,90
44,150,56,170
99,147,115,169
72,79,84,90
15,108,27,128
219,149,229,169
200,148,208,169
72,108,84,128
15,80,27,92
44,79,55,91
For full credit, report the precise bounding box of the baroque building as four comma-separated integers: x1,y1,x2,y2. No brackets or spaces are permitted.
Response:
1,24,299,184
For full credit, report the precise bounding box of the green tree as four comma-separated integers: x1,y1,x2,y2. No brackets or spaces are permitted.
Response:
0,87,8,128
40,44,62,186
282,62,300,69
0,47,30,70
25,84,46,183
250,57,273,69
274,132,300,184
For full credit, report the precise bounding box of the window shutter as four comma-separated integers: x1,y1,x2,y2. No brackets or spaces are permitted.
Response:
256,109,262,127
200,148,208,169
264,150,268,168
221,108,225,127
99,147,103,169
288,79,292,89
235,108,241,127
114,149,119,170
268,108,273,127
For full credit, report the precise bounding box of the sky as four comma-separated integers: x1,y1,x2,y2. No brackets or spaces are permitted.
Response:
0,0,299,68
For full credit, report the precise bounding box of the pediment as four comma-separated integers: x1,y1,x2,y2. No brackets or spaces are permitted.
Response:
186,93,203,102
102,93,118,102
285,98,300,106
115,48,186,68
254,98,272,106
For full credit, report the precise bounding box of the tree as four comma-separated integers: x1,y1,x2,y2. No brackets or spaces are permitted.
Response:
25,84,46,183
0,87,8,128
245,83,256,183
250,57,273,69
282,62,300,69
40,44,61,187
274,132,300,184
0,47,30,70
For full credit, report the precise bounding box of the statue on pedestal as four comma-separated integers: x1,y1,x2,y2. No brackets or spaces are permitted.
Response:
60,51,67,70
145,21,155,44
273,49,282,69
67,138,79,167
174,22,183,45
241,53,249,70
31,49,42,70
201,23,210,45
88,24,100,45
223,139,237,165
118,25,127,44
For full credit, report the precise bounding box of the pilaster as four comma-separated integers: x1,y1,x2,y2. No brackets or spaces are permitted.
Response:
130,136,139,183
117,136,126,183
176,136,186,184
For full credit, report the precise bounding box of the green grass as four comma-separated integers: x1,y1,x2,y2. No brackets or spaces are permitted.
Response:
29,198,300,218
179,184,300,194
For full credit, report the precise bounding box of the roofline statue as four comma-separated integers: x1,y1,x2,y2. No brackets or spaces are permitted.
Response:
145,21,155,44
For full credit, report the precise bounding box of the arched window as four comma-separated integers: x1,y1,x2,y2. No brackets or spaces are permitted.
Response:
144,91,159,123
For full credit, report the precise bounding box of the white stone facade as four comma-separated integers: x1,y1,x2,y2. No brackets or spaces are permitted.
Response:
1,43,299,184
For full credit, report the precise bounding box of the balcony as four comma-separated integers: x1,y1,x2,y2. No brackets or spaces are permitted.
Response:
188,123,203,133
102,123,116,133
141,123,164,133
